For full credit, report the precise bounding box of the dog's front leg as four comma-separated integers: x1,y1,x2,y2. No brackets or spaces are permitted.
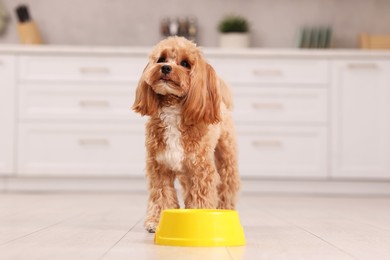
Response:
144,162,179,233
183,153,219,209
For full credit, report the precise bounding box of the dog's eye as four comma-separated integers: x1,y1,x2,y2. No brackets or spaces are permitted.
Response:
157,57,166,63
180,60,191,69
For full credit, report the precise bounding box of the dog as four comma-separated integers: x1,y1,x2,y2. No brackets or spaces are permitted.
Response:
132,36,240,233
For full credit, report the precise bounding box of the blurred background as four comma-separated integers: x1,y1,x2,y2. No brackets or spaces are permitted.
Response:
0,0,390,48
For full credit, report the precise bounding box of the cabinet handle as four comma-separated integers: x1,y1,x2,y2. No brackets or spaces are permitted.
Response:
347,63,379,70
252,140,283,148
252,102,284,110
252,69,283,76
79,67,111,74
78,139,109,146
79,100,110,108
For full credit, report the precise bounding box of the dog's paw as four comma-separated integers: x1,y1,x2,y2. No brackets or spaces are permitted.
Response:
144,221,157,233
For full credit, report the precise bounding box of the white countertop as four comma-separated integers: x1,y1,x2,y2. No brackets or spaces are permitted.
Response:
1,44,390,59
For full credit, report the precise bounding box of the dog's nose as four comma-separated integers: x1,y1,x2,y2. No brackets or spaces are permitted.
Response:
161,65,172,75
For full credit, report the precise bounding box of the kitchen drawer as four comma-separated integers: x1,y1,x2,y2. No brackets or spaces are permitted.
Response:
19,55,146,82
19,83,143,121
232,86,328,123
237,125,327,178
17,123,146,176
209,58,328,84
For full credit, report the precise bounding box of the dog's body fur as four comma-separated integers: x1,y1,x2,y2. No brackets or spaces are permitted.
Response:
133,36,240,233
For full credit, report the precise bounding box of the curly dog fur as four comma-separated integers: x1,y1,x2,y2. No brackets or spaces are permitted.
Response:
133,36,240,233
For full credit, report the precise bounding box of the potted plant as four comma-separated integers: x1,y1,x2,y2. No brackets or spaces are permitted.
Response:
218,15,250,48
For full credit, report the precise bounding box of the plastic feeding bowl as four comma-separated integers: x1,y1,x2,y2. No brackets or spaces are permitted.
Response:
154,209,246,247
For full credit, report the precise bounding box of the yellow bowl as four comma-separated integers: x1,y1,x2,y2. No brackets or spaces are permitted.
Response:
154,209,246,247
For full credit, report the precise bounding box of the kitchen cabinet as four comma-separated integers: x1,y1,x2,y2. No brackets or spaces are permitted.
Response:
0,55,15,175
237,125,327,178
210,57,329,178
1,46,390,186
18,123,145,176
331,60,390,179
17,55,146,176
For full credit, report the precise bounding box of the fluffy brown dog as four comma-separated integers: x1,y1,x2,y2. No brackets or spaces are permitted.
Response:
133,36,240,233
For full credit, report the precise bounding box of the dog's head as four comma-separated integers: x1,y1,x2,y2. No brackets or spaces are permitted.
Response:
132,36,221,124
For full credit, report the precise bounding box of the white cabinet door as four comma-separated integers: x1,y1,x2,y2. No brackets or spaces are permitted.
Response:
208,58,328,84
0,56,15,175
232,86,328,124
19,55,145,82
331,60,390,179
18,123,146,177
237,125,328,178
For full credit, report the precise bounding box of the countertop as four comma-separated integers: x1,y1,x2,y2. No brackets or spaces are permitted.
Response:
1,44,390,59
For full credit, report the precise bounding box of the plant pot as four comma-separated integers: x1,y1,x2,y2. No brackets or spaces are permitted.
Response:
219,33,249,48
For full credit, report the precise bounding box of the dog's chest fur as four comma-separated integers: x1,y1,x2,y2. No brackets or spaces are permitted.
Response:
156,105,184,171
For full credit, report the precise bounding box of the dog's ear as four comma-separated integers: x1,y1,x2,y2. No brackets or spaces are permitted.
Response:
182,60,221,125
132,63,159,116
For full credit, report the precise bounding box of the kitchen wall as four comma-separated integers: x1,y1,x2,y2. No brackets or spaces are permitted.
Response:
0,0,389,48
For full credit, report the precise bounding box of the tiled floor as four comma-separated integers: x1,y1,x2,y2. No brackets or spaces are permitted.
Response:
1,193,390,260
